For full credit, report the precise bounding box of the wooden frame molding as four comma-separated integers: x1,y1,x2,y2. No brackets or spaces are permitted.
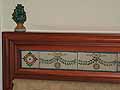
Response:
2,32,120,90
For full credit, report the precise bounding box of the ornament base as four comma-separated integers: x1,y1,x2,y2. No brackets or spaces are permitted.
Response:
14,23,26,32
15,29,26,32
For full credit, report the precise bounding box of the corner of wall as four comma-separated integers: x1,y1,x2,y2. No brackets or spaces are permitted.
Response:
0,0,3,89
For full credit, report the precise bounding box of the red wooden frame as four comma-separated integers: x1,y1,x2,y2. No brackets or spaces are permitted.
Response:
2,32,120,90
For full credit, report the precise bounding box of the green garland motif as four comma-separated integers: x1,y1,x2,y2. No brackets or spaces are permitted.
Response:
78,57,115,66
40,56,116,66
22,52,117,69
117,62,120,66
78,60,94,65
41,56,76,65
40,57,57,64
78,53,116,70
40,53,116,69
98,60,116,66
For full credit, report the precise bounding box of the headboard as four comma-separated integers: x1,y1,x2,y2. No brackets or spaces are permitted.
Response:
2,32,120,90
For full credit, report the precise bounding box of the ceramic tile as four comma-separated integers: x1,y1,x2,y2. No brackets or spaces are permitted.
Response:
21,51,40,68
78,52,117,72
39,51,77,70
117,53,120,72
21,50,117,72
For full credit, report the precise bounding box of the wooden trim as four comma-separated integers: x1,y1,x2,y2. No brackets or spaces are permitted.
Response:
2,32,120,90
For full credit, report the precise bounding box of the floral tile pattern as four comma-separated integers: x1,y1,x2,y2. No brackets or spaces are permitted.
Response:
20,50,120,72
117,53,120,72
21,51,39,68
78,52,117,72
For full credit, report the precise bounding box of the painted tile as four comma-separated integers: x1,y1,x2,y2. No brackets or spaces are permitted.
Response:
117,53,120,72
78,52,117,72
39,51,77,70
21,51,40,68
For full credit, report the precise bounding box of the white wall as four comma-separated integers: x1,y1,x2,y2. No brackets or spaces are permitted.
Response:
2,0,120,33
0,0,2,89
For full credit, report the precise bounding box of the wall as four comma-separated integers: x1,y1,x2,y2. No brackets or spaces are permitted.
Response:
2,0,120,33
0,0,2,89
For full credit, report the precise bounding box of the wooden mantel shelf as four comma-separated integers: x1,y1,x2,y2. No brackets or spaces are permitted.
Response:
2,32,120,90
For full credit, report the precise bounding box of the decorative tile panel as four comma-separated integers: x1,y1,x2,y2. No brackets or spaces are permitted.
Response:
21,51,39,68
78,52,117,72
117,53,120,72
21,50,119,72
39,51,77,70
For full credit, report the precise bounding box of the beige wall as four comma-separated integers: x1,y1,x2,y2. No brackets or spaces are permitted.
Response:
2,0,120,33
0,0,2,89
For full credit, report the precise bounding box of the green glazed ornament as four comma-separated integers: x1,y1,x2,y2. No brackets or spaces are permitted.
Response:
12,4,27,32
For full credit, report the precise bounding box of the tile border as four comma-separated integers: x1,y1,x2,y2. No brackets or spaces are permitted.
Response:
21,50,119,72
